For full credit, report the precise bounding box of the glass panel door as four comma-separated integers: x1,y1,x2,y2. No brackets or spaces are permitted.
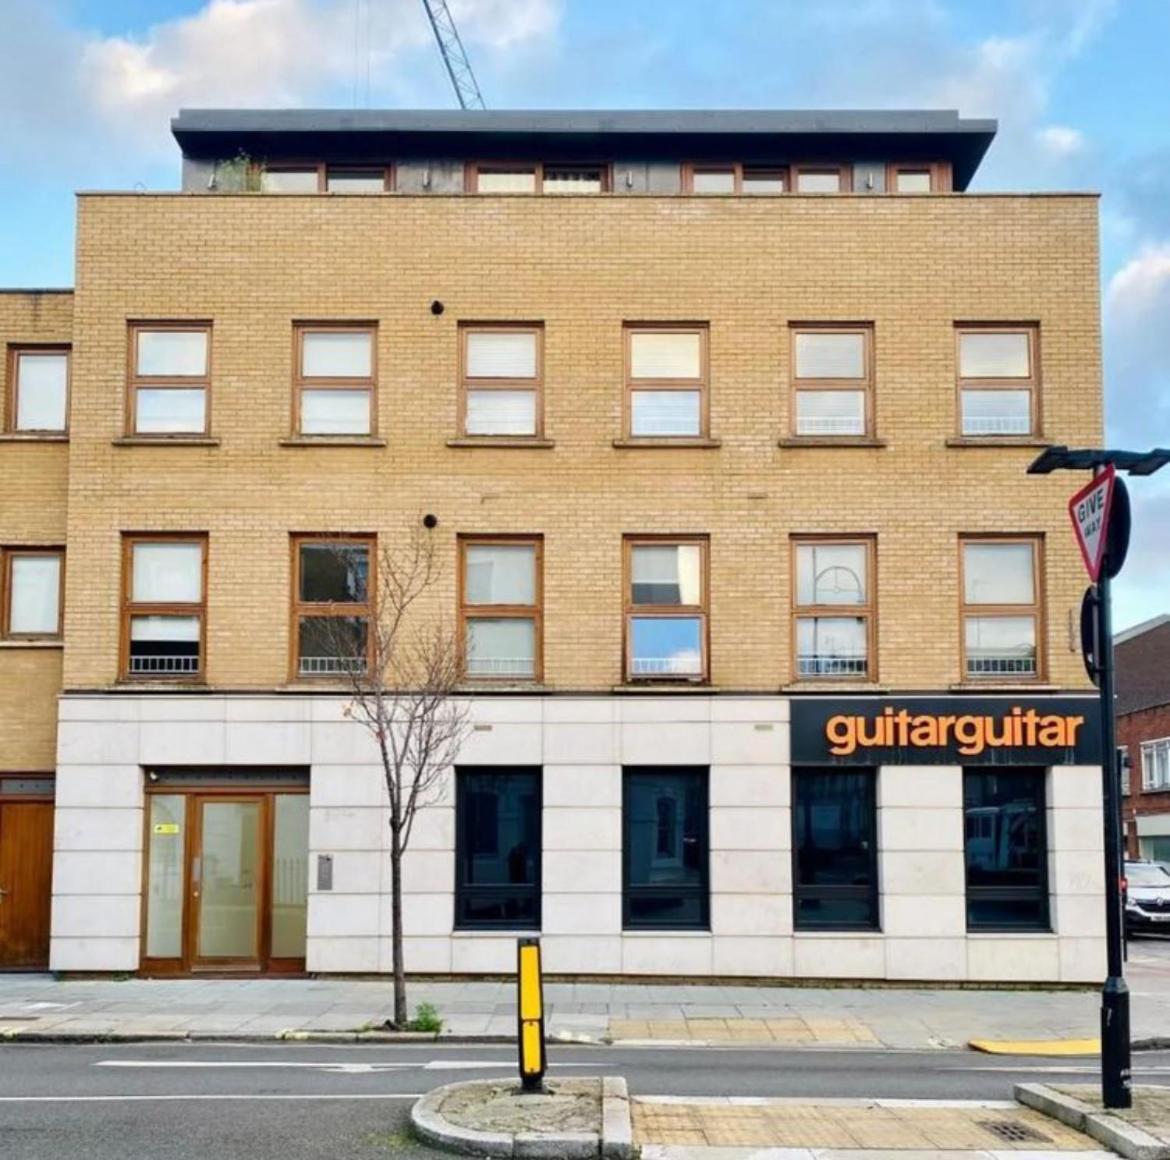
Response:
144,794,186,959
194,798,261,964
270,794,309,960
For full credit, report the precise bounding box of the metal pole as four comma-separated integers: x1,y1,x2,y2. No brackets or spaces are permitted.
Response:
1097,565,1132,1108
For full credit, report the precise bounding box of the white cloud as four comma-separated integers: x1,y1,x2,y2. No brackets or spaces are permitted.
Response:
1036,124,1086,158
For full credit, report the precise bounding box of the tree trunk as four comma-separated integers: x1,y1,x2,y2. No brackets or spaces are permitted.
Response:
390,812,407,1027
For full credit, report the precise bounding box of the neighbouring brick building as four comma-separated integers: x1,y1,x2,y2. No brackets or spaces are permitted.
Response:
0,109,1107,983
1118,615,1170,860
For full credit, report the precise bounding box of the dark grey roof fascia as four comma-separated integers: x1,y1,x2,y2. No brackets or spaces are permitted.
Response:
1115,613,1170,646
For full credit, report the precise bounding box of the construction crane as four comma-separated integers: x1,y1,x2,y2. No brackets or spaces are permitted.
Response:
420,0,486,110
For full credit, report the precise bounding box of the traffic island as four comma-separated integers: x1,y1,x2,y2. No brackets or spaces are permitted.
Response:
1017,1083,1170,1159
411,1076,634,1159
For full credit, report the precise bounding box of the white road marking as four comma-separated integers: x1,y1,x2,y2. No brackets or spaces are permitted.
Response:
0,1093,423,1103
95,1058,587,1073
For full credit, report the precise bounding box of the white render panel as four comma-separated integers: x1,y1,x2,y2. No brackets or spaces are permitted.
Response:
1059,937,1107,983
310,806,386,851
710,850,791,895
307,893,383,938
458,723,543,765
709,766,789,808
58,696,142,722
138,696,226,721
50,937,138,971
712,893,792,937
465,697,544,724
619,697,715,724
306,937,380,973
543,723,618,765
1052,893,1107,938
53,894,140,939
710,698,789,723
400,849,455,894
225,721,311,765
138,720,226,765
315,850,385,894
620,722,710,765
542,936,622,974
877,766,962,809
400,936,454,973
400,893,455,937
879,806,964,851
1050,808,1104,852
712,936,793,977
882,895,966,938
711,722,787,765
406,806,454,851
54,807,143,853
543,850,621,894
54,765,142,809
310,722,384,765
542,893,621,935
57,721,142,765
622,935,713,975
1049,765,1103,810
709,806,788,851
310,765,389,808
543,807,620,851
52,850,142,896
542,766,621,807
881,851,966,895
967,937,1061,982
451,936,517,973
886,938,967,980
793,936,885,979
1052,849,1106,895
224,697,312,722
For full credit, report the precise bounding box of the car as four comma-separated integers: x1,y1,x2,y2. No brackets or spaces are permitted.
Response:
1124,860,1170,936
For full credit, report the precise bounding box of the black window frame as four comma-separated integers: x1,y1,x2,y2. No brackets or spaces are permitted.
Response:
454,766,542,931
963,767,1050,932
791,767,880,932
622,766,709,931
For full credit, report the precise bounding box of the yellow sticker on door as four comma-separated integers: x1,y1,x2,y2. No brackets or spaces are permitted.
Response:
153,823,180,835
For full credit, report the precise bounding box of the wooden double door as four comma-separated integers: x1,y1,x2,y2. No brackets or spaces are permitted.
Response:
142,790,309,974
0,796,54,970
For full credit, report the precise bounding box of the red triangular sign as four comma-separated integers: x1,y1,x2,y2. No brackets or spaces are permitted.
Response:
1068,464,1116,582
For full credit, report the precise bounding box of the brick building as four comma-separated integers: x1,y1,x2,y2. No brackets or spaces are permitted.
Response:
1118,615,1170,860
0,109,1106,982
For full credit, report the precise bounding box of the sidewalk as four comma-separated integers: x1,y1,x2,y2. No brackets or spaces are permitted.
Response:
2,971,1170,1047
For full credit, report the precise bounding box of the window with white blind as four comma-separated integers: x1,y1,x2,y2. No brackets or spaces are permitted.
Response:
460,537,542,680
460,326,543,438
625,326,708,439
960,537,1044,680
791,326,872,437
7,348,69,433
128,325,210,436
294,325,375,436
1,548,63,639
473,167,537,193
1143,739,1170,792
122,536,206,678
957,325,1038,437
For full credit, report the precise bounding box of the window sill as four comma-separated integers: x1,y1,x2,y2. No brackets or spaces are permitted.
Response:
622,929,712,937
279,436,386,448
783,681,889,693
966,930,1055,938
612,438,722,449
948,682,1061,693
115,680,212,691
612,682,712,693
945,437,1051,448
458,681,549,693
112,436,220,447
446,437,556,449
0,433,68,443
793,929,884,938
777,437,888,449
0,639,63,650
452,928,541,938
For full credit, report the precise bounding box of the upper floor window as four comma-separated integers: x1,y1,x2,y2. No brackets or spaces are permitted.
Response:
625,325,708,439
790,325,873,437
261,167,319,193
1,547,63,640
684,164,787,194
326,167,391,193
291,535,372,678
128,324,210,436
793,538,874,679
294,324,376,436
1143,738,1170,792
260,165,392,193
122,535,206,679
956,325,1038,437
6,347,69,434
794,166,850,193
469,164,607,194
624,537,707,682
460,325,543,438
960,536,1043,681
459,536,542,681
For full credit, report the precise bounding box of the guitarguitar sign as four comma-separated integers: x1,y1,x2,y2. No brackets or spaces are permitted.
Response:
1068,464,1116,582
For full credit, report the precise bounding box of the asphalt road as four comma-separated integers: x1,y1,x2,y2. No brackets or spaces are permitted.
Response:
3,1040,1170,1160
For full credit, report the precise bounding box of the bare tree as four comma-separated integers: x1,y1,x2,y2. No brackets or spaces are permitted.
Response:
316,522,470,1027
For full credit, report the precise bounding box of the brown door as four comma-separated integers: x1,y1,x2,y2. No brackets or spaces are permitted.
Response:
0,802,54,969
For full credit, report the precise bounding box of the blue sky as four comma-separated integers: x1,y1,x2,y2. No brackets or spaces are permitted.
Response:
2,0,1167,628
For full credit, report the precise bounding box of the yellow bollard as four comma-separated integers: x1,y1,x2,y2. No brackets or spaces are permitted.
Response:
517,937,546,1092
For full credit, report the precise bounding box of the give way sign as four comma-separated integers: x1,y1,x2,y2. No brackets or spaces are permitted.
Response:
1068,463,1116,582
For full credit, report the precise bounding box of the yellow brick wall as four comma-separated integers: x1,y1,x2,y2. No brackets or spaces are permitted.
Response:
0,290,72,769
63,193,1102,693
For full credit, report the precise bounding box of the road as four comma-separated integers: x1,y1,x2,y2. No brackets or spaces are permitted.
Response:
3,1040,1170,1159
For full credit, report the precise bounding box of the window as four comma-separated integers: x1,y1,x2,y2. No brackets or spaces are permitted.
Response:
473,165,536,193
455,768,541,928
790,325,872,437
1119,746,1131,796
793,769,879,930
794,166,849,193
470,164,607,194
128,324,210,436
7,347,69,433
964,768,1049,931
1142,739,1170,791
792,538,874,679
890,166,934,193
460,325,543,437
121,535,206,678
291,536,372,678
960,537,1043,680
542,165,606,194
326,167,390,193
261,167,320,193
625,325,708,439
624,537,708,681
956,325,1038,436
685,165,788,194
294,324,376,436
459,536,542,680
1,548,63,639
623,767,708,929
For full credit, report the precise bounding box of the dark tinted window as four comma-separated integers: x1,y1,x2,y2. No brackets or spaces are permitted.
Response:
623,768,708,929
455,769,541,929
298,543,369,603
793,769,879,930
964,768,1049,931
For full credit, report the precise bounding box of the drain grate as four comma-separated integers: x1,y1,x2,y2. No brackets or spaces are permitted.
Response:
978,1119,1052,1144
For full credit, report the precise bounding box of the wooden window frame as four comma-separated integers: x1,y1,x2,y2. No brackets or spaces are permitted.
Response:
789,323,875,439
466,162,611,194
624,323,710,441
5,345,70,435
126,322,212,438
292,322,378,437
0,547,65,641
793,164,853,193
622,534,710,684
289,534,375,682
682,164,789,193
790,535,876,682
458,323,545,439
887,163,951,193
955,323,1041,438
260,163,394,193
120,533,208,682
458,534,544,683
959,534,1045,682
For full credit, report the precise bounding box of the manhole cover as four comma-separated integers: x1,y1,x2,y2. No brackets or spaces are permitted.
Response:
978,1119,1051,1144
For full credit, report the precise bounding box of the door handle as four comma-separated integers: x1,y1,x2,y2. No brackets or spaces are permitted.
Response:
0,885,8,903
191,857,201,899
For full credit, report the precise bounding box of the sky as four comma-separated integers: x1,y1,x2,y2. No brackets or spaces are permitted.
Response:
1,0,1167,630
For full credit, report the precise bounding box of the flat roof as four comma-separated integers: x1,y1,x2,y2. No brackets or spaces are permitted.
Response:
172,108,997,190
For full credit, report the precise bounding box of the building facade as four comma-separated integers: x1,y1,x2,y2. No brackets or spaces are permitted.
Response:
0,110,1106,982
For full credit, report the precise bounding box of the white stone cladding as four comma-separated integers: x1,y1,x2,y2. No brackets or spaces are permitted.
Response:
50,694,1106,982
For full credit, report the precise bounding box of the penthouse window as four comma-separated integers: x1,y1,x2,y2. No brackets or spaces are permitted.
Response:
625,325,708,439
259,165,392,193
624,537,707,682
791,325,873,438
960,537,1043,680
128,324,210,436
956,325,1038,437
794,166,850,193
684,164,787,194
1,547,63,640
792,538,874,679
889,164,947,193
291,536,372,678
460,537,542,681
7,347,69,434
469,164,607,193
460,325,543,438
294,324,376,436
122,535,206,679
